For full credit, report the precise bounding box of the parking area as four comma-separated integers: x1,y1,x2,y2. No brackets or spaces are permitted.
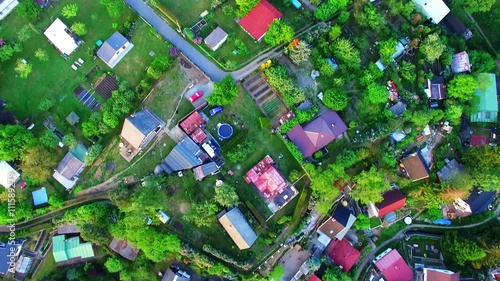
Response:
183,82,214,108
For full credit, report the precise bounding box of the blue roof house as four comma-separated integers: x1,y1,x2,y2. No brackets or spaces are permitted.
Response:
32,187,48,206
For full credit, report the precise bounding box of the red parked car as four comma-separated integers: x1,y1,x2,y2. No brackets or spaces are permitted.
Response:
188,90,203,103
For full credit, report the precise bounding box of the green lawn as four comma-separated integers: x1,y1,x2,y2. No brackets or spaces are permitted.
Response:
31,253,56,281
157,0,310,68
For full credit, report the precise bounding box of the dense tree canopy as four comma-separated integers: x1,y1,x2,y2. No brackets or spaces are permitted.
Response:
452,0,495,13
100,0,125,18
323,88,348,111
468,50,496,73
364,83,388,104
207,75,239,105
441,231,486,266
16,0,41,20
214,183,240,207
264,20,294,46
332,38,361,69
352,166,389,204
463,146,500,191
323,266,353,281
20,147,58,184
0,125,36,161
379,38,397,65
420,33,446,62
315,0,349,20
62,3,79,18
288,41,311,65
235,0,259,17
447,75,478,101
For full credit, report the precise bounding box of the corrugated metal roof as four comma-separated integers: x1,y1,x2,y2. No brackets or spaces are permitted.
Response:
470,73,498,123
52,235,95,262
218,208,257,249
97,32,128,62
162,137,205,171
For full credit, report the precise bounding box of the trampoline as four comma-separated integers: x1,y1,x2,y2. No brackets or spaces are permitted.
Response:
217,123,233,140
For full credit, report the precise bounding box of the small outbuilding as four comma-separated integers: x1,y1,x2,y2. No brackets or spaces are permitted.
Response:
0,160,20,188
44,18,81,56
204,27,228,51
32,187,48,206
65,112,80,126
451,51,471,73
97,32,134,69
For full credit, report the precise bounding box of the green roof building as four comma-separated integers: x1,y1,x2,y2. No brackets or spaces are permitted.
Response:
52,235,95,263
470,73,498,123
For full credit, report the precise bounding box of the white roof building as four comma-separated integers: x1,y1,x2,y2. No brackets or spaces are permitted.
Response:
413,0,450,24
0,0,19,21
44,18,80,56
0,160,20,188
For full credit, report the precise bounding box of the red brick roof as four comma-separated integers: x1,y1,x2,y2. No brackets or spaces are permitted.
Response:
374,249,413,281
179,111,204,134
307,275,321,281
244,155,288,200
238,0,282,40
470,135,489,147
327,239,361,273
190,127,207,144
375,189,407,217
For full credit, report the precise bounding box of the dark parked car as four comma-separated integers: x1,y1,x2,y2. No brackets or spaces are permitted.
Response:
209,106,223,116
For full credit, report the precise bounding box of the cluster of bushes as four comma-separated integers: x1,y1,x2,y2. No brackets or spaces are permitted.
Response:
181,244,234,276
82,81,135,138
202,244,251,269
136,54,174,98
264,65,305,106
280,106,319,133
286,140,303,163
226,140,255,163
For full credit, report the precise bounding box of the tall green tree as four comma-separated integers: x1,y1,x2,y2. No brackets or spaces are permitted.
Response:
34,48,49,61
468,50,496,73
323,266,353,281
441,231,486,266
352,166,389,204
447,75,478,101
62,133,77,148
14,59,33,79
16,0,41,21
264,20,294,46
71,22,87,36
452,0,495,13
104,257,124,273
62,4,79,18
379,38,397,65
354,213,370,230
100,0,125,18
0,125,36,161
314,0,349,20
207,75,239,105
186,201,219,227
39,130,59,149
332,38,361,69
20,147,58,184
85,144,103,164
399,61,416,82
323,88,348,111
235,0,259,17
214,183,240,207
0,45,14,62
420,33,446,62
364,83,387,104
17,25,32,43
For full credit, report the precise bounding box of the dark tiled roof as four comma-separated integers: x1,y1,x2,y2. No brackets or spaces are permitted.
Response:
375,189,407,217
465,189,496,214
441,13,467,35
327,239,361,273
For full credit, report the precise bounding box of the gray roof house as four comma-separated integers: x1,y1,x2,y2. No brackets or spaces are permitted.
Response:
218,208,258,250
204,26,228,51
53,143,87,190
160,137,208,174
193,161,219,181
97,32,134,69
437,159,464,182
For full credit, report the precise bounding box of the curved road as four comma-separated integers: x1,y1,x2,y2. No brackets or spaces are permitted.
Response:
355,205,500,280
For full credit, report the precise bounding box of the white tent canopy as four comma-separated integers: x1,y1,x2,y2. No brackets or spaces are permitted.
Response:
44,18,79,56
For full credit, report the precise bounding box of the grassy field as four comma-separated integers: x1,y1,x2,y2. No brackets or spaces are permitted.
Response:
0,0,168,139
157,0,310,68
31,252,56,281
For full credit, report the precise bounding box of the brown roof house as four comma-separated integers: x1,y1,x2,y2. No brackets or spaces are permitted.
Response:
316,204,356,248
287,110,347,158
109,238,139,261
53,143,87,190
120,107,165,161
423,268,459,281
400,152,430,181
218,208,258,250
204,26,228,51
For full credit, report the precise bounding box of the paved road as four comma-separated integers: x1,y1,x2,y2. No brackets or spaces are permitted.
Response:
124,0,227,82
354,204,500,280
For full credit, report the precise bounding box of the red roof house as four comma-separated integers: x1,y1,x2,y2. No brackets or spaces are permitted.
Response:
179,111,205,134
244,155,288,200
286,110,347,158
374,249,413,281
327,239,361,273
374,189,407,218
307,275,321,281
470,135,489,147
238,0,283,41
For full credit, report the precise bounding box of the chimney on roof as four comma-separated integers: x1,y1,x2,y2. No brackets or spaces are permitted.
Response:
331,123,336,127
395,265,400,270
